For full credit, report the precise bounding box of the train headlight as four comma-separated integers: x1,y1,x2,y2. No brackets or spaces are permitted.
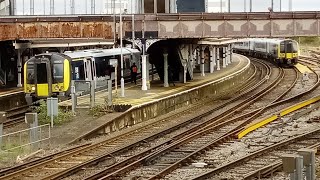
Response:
31,87,35,91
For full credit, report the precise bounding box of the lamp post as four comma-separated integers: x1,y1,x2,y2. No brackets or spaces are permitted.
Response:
120,0,125,97
289,0,292,11
132,0,135,48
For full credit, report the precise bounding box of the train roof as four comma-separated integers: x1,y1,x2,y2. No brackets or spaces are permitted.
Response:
236,38,297,44
64,48,141,59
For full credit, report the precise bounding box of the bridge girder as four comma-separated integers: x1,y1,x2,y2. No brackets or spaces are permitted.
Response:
0,12,319,41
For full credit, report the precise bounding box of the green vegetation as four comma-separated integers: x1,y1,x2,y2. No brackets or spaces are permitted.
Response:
0,142,27,163
292,37,320,47
32,100,73,125
89,97,116,117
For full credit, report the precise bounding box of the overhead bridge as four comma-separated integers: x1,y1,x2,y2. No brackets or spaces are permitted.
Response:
0,12,320,41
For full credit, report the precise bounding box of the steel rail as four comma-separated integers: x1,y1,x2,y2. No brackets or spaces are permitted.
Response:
0,143,91,177
100,60,318,179
86,61,290,179
243,133,320,179
187,58,320,180
192,128,320,180
40,62,265,180
0,62,259,180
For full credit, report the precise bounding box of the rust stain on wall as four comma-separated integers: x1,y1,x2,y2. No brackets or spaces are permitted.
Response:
103,24,113,39
48,23,60,38
0,22,113,40
82,22,113,39
20,23,39,39
61,22,81,38
0,24,17,40
38,23,49,38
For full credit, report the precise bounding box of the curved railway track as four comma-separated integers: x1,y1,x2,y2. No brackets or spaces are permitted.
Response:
90,59,319,180
2,57,320,180
51,60,297,179
0,59,264,179
94,60,303,180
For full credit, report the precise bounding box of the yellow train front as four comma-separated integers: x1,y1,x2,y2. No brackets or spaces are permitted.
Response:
276,39,299,66
24,53,72,104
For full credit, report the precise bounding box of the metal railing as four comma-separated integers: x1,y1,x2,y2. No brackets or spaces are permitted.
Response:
71,80,95,112
0,124,51,152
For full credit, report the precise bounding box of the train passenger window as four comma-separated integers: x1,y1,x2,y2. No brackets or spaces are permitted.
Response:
71,61,85,80
27,64,35,84
53,63,64,83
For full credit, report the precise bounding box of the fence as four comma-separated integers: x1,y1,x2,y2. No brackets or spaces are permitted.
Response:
0,124,51,160
71,80,95,112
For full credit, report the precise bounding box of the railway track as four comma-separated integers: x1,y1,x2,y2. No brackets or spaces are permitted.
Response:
49,60,297,179
193,128,320,180
94,60,301,179
3,105,30,128
0,58,263,179
89,59,319,179
1,57,319,180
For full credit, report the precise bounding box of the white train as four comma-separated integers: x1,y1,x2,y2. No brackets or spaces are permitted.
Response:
233,38,299,66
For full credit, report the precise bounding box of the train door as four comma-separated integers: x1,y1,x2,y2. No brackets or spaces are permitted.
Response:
85,58,92,81
91,58,97,88
34,57,53,97
83,59,88,80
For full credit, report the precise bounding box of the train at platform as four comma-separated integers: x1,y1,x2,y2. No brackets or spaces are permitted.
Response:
233,38,299,66
24,48,140,104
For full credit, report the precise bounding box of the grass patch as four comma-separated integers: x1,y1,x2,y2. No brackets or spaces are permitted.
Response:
0,143,27,163
89,97,116,117
32,100,73,125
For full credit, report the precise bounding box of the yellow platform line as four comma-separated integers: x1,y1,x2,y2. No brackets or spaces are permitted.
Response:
237,96,320,139
295,63,313,74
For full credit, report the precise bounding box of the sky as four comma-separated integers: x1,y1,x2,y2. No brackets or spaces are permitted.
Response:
12,0,320,15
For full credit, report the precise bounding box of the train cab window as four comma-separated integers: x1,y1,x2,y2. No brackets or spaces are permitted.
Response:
53,63,64,83
280,43,285,53
27,62,35,84
292,42,298,53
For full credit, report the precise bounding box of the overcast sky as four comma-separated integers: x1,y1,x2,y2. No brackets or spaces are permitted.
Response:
14,0,320,15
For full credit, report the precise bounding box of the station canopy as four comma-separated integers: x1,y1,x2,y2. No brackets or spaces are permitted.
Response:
13,38,114,49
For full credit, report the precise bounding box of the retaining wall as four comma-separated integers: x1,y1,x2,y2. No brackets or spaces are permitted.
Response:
0,92,26,111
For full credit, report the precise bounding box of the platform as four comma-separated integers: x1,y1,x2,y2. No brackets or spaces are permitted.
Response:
0,87,23,98
295,63,313,74
59,54,250,108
